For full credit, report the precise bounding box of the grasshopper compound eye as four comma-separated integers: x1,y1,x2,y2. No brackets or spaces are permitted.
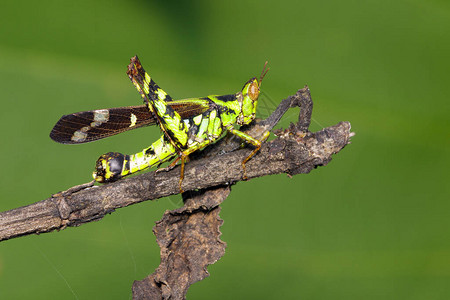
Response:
248,79,260,102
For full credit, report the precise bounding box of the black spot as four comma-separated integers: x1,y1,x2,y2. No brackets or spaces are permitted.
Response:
145,147,155,156
149,80,158,92
165,106,175,118
163,135,171,144
124,156,130,172
220,105,236,116
216,94,236,102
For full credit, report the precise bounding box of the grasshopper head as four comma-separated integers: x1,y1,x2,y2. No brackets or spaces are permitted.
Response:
238,61,269,125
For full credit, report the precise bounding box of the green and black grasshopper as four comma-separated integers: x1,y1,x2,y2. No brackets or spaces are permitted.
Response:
50,56,269,191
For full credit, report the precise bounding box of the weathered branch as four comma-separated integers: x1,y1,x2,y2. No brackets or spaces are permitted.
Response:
0,86,353,299
132,186,230,299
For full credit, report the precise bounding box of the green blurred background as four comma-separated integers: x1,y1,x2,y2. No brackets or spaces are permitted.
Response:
0,0,448,299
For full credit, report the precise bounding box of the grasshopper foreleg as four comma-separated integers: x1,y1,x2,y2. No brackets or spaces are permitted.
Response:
227,127,270,180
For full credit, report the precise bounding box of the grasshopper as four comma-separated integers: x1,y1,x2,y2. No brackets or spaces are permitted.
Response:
50,56,269,192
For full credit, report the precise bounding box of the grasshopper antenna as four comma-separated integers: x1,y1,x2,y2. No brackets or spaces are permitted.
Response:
259,61,270,86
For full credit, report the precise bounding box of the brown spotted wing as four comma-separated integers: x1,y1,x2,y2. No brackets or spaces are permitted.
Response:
50,101,209,144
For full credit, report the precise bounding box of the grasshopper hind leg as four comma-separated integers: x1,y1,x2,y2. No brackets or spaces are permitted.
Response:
173,139,212,193
154,153,187,193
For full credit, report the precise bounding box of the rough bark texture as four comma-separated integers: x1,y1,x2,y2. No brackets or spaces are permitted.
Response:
132,186,229,299
0,86,354,300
